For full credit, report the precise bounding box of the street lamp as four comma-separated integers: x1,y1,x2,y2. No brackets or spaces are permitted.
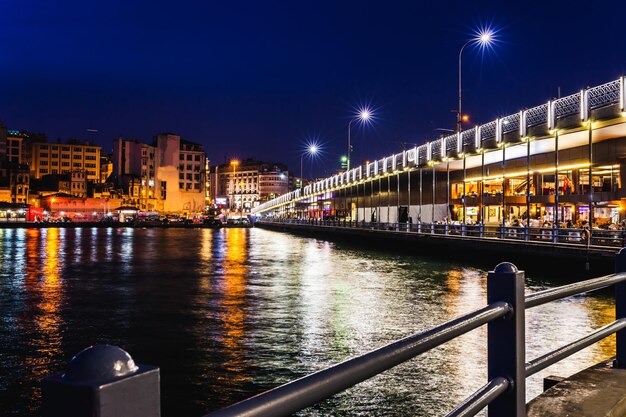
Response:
230,159,239,216
348,108,372,171
300,144,319,189
457,29,494,133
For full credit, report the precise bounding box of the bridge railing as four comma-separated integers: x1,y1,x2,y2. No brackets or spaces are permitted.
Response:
258,218,626,248
42,251,626,417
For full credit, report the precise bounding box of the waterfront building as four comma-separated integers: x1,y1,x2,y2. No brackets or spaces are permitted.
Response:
112,138,153,208
112,133,208,215
6,129,27,164
100,154,113,183
0,128,31,204
40,193,123,221
210,159,289,215
259,169,290,202
29,140,102,182
0,162,29,204
254,77,626,229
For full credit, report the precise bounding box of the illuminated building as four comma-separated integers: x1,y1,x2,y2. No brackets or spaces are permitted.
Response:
30,140,102,182
100,154,113,183
210,159,289,215
112,133,208,215
0,126,30,203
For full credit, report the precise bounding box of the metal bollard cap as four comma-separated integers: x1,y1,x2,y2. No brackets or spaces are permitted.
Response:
494,262,518,274
62,344,139,383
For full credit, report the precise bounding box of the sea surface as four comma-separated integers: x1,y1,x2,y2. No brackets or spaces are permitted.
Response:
0,227,616,416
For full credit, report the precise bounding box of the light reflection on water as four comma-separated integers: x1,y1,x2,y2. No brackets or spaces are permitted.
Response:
0,227,617,416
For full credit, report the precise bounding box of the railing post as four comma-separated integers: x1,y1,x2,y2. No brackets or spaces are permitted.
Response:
487,262,525,417
615,249,626,368
42,345,160,417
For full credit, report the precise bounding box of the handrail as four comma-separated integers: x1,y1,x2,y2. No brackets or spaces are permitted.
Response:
203,302,511,417
257,218,626,249
525,272,626,308
525,318,626,377
445,377,510,417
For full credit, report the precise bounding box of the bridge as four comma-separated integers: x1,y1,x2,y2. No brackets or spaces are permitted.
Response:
253,77,626,246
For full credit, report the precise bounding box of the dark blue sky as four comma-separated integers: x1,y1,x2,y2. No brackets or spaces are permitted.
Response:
1,0,624,178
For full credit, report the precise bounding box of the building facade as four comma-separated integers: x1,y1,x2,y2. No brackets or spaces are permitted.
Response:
30,140,102,182
0,127,30,203
100,154,113,183
112,133,208,214
211,159,289,215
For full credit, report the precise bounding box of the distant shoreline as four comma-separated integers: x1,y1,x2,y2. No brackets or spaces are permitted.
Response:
0,221,230,229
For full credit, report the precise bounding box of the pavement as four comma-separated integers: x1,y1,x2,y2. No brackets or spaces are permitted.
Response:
527,359,626,417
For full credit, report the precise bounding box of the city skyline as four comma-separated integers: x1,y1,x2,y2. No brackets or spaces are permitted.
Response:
1,1,625,178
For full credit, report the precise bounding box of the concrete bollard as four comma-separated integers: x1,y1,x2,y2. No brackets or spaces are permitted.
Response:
42,344,160,417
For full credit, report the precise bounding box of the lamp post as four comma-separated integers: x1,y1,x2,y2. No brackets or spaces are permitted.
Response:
348,109,372,171
299,144,319,220
230,159,239,216
300,144,319,189
457,29,494,133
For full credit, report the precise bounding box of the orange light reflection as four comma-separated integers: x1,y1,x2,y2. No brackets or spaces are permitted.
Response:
219,228,249,383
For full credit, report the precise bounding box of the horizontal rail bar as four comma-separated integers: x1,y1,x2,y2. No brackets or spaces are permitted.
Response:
525,272,626,309
445,376,510,417
525,318,626,377
204,302,511,417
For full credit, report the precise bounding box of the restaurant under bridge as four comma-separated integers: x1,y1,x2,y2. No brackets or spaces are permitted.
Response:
253,77,626,236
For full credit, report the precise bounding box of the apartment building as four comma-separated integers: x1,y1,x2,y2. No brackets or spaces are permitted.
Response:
0,127,30,203
30,140,101,181
211,159,289,214
112,133,208,214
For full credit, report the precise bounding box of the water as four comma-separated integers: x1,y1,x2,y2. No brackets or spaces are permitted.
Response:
0,227,616,416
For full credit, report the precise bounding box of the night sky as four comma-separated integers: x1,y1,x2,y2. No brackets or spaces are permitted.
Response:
1,0,624,178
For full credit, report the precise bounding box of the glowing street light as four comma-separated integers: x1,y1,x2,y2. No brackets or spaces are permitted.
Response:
340,155,348,170
348,108,373,171
300,144,319,189
479,31,492,44
457,28,495,132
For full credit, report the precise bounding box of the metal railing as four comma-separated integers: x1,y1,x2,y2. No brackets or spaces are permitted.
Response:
259,218,626,248
42,251,626,417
